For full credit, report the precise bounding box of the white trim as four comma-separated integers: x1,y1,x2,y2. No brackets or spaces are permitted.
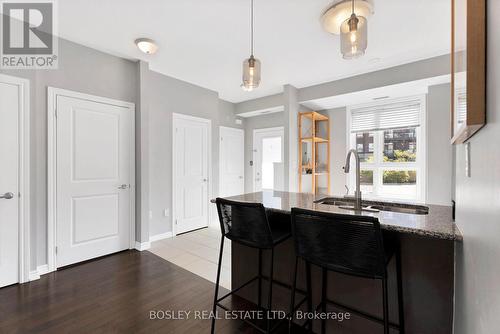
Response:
346,94,427,203
0,74,31,284
252,126,285,192
134,241,151,251
47,87,136,273
149,232,173,242
172,113,212,237
37,264,50,276
28,264,50,282
29,270,40,281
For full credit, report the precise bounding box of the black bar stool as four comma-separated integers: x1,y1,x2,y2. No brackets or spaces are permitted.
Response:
212,198,292,334
289,208,405,334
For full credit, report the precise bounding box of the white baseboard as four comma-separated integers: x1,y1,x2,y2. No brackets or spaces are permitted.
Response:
135,241,151,251
29,264,51,281
29,270,40,281
149,231,173,242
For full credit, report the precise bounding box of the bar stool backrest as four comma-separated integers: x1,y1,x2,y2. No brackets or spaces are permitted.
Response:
216,198,274,249
291,208,387,279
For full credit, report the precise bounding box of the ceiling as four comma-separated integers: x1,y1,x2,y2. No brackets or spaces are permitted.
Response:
58,0,451,103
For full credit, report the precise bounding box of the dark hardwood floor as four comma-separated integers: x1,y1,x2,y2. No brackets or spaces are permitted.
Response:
0,250,297,334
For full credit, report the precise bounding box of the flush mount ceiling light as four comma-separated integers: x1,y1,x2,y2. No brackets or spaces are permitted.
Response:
321,0,372,59
321,0,373,35
241,0,261,92
135,38,158,55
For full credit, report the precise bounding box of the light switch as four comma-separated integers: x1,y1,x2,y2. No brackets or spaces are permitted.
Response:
164,208,170,217
149,210,153,219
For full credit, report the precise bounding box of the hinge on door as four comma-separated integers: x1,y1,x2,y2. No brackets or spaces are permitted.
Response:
55,246,58,254
175,219,178,225
54,109,58,118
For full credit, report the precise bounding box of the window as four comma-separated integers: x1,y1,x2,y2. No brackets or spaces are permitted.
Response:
348,96,426,202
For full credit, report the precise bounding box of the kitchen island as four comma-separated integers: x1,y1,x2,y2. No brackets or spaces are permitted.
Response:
214,191,461,334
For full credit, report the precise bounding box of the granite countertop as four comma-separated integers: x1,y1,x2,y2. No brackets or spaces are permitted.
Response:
212,191,462,241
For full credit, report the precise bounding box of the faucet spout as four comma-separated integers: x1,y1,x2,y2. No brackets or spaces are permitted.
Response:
344,149,362,210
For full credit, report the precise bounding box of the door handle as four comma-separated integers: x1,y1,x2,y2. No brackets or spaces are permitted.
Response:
118,184,130,189
238,176,243,179
0,192,14,199
202,178,208,182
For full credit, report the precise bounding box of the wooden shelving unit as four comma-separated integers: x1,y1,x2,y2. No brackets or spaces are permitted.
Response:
298,111,330,195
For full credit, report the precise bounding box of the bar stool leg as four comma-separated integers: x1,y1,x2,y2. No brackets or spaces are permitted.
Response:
266,248,274,333
289,256,299,333
396,248,405,333
321,268,327,334
211,236,225,334
306,262,313,334
258,248,263,309
382,276,389,334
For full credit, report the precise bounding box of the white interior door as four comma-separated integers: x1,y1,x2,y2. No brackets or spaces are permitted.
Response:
0,81,20,287
55,93,134,268
219,127,244,197
253,127,284,192
174,114,210,235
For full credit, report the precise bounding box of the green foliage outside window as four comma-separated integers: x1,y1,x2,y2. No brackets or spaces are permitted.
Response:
383,170,417,184
383,150,416,162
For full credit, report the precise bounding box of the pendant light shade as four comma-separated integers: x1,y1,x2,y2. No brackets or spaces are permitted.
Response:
242,55,261,91
241,0,261,91
340,1,368,59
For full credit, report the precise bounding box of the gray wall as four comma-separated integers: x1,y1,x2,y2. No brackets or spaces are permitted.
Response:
243,112,285,193
325,107,348,196
427,83,453,205
145,69,243,236
454,1,500,332
1,39,138,269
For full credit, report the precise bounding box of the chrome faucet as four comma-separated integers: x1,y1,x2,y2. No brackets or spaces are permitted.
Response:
344,149,362,210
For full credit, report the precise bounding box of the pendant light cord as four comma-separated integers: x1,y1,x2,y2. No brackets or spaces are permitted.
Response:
352,0,355,14
251,0,254,56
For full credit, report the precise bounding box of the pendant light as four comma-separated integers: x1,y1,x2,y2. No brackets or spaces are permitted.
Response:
340,0,368,59
241,0,261,91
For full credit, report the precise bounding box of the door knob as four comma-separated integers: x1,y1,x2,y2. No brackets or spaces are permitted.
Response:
202,178,208,182
118,184,129,189
0,192,14,199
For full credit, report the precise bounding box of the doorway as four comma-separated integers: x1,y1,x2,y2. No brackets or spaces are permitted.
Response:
172,113,211,235
0,74,30,287
48,88,135,270
253,127,284,192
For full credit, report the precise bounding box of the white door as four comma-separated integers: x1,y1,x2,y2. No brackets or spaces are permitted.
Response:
56,94,134,267
219,127,244,197
0,80,20,287
253,127,284,192
173,114,210,235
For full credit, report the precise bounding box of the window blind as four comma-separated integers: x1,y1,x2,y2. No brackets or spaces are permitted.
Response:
456,91,467,126
350,98,422,133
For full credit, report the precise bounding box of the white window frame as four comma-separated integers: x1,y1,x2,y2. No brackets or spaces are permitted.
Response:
346,95,427,203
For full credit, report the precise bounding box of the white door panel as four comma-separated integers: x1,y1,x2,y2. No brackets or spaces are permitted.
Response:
56,95,133,267
219,127,244,197
253,128,284,192
174,116,210,235
0,81,19,287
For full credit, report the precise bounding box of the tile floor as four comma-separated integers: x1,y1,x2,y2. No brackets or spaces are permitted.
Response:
149,227,231,289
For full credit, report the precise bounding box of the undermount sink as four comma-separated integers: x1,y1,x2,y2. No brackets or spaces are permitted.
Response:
315,197,429,215
368,205,429,215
